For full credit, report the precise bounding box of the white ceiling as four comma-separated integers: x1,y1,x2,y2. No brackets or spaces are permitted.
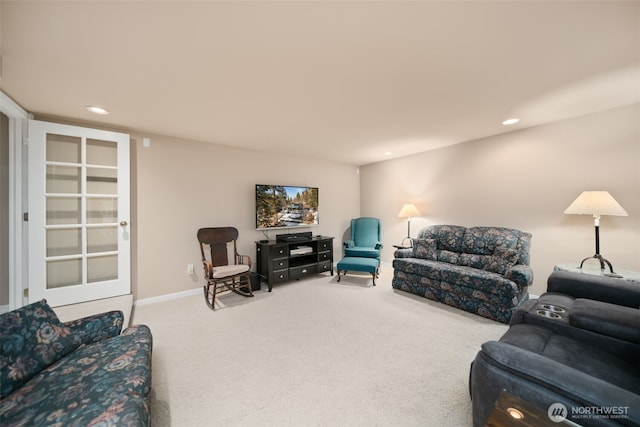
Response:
2,1,639,165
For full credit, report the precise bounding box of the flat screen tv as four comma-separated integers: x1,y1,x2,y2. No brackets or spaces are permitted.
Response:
256,184,319,230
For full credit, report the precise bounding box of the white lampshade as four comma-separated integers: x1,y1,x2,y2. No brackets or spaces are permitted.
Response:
564,191,628,217
398,204,421,218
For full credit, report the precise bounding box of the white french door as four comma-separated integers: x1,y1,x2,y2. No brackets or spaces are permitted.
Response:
28,120,130,307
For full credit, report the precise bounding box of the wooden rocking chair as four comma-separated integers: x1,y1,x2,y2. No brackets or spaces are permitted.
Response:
197,227,254,310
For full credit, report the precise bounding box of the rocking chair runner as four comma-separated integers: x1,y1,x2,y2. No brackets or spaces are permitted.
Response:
197,227,254,309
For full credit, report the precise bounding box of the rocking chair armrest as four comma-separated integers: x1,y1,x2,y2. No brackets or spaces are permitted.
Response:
202,260,214,278
236,254,252,269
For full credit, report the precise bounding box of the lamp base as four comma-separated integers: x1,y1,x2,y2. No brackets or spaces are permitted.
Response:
401,237,413,248
578,254,617,275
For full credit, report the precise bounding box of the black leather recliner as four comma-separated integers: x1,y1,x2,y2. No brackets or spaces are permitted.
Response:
469,271,640,426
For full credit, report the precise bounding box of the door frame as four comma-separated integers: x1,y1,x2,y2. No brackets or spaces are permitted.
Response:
1,91,30,311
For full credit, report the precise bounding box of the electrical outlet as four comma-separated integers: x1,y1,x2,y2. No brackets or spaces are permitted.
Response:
187,264,194,275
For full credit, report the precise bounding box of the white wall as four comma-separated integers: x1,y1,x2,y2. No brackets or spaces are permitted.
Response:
132,133,360,300
33,103,639,300
359,104,640,295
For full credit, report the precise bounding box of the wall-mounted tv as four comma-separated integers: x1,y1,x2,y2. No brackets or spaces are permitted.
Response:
256,185,319,230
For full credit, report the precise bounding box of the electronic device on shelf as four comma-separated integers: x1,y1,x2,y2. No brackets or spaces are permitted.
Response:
290,246,313,256
276,231,313,242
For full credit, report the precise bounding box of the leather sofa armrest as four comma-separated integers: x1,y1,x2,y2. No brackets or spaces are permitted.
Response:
547,271,640,308
64,310,124,346
572,299,640,344
478,341,640,417
505,264,534,287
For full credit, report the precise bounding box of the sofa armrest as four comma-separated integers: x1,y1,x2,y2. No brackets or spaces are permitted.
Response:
64,310,124,346
343,240,354,248
394,248,414,258
572,299,640,344
478,341,640,420
375,241,383,249
505,264,533,288
548,271,640,308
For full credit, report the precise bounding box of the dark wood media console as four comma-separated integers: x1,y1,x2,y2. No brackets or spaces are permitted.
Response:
256,235,334,291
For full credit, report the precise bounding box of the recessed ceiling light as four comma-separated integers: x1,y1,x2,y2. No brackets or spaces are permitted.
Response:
384,152,392,156
86,105,109,115
502,118,519,125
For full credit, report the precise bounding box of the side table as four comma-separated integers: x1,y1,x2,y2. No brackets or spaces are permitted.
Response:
393,244,412,250
554,263,640,285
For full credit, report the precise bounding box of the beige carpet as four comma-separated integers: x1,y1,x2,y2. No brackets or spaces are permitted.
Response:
132,268,508,427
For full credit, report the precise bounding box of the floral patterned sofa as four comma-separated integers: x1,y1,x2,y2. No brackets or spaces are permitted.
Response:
1,299,152,426
392,225,533,323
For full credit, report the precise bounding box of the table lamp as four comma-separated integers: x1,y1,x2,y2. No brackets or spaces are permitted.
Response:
398,204,421,247
564,191,627,275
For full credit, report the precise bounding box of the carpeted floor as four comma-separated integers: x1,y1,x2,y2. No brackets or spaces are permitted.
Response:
132,268,508,426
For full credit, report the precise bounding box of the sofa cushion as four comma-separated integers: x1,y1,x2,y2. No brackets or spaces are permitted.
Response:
344,246,381,258
491,246,520,273
0,300,81,398
413,238,438,260
392,258,445,280
459,246,519,275
462,227,520,255
417,225,466,252
437,250,460,265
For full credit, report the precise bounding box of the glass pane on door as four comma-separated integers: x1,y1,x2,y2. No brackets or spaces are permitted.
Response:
87,197,118,223
46,134,81,163
88,255,118,283
87,227,118,253
87,138,117,166
47,258,82,288
46,228,81,257
46,165,80,193
87,167,117,194
46,197,81,225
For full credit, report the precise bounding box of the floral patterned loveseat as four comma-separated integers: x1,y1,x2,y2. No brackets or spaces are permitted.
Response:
392,225,533,323
1,299,152,426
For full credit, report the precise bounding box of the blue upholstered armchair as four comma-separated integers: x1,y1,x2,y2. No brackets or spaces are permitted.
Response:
344,217,383,260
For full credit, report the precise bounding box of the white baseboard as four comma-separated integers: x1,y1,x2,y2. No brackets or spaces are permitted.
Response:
0,304,9,314
135,262,391,308
134,287,202,307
